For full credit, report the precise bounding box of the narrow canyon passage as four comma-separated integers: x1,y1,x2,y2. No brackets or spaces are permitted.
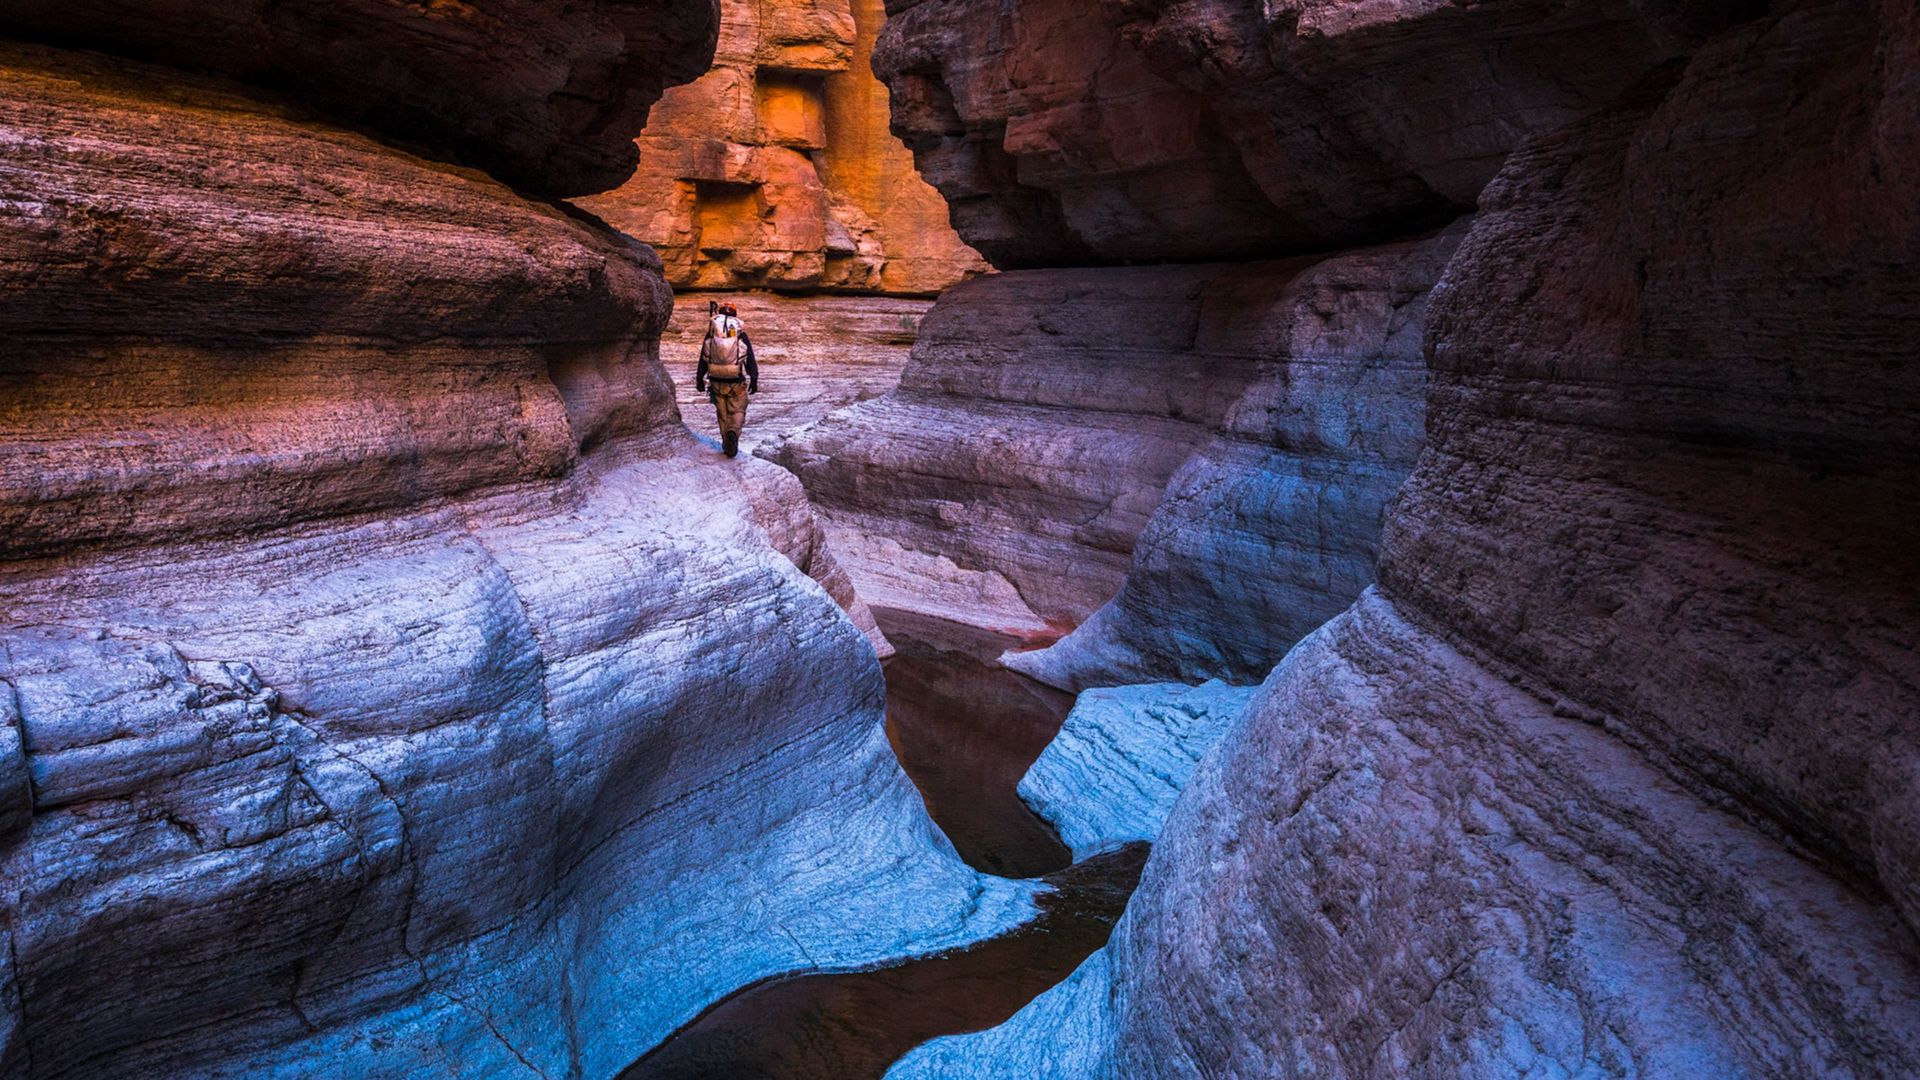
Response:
3,0,1916,1076
621,610,1137,1078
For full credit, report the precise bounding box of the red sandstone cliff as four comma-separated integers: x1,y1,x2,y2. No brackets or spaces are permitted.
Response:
578,0,987,295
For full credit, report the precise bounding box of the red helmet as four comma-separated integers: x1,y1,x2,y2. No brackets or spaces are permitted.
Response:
718,303,739,317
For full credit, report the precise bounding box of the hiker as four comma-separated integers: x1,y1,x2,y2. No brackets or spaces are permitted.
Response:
694,301,759,458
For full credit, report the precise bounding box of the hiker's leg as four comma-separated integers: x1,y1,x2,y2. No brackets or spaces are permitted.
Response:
723,384,751,437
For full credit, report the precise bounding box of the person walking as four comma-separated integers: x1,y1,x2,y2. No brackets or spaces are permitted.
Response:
695,301,758,458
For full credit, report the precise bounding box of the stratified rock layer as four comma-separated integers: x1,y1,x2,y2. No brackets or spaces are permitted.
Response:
872,0,1706,266
775,230,1455,655
577,0,985,293
1016,681,1254,862
1382,0,1920,939
896,593,1920,1078
886,0,1920,1074
1007,226,1463,689
0,0,717,196
1,45,670,558
0,42,1030,1078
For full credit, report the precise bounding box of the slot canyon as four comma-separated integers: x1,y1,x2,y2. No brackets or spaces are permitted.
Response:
1,0,1915,1078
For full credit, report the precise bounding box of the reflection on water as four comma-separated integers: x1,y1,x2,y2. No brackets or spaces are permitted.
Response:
880,610,1077,878
619,844,1147,1080
618,610,1143,1080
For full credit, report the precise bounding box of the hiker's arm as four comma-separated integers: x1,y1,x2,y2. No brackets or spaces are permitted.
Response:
695,333,709,391
742,332,758,392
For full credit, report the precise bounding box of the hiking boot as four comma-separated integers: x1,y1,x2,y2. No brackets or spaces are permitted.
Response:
723,430,739,458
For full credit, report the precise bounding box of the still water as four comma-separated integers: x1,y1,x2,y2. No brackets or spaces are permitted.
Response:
620,613,1145,1079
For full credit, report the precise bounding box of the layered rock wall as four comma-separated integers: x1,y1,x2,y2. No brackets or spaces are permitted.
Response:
1005,226,1465,688
869,0,1920,1074
0,27,1027,1079
871,0,1707,266
578,0,986,294
0,0,718,196
771,237,1453,646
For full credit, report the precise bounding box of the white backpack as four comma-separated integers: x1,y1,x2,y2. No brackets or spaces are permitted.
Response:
703,314,745,376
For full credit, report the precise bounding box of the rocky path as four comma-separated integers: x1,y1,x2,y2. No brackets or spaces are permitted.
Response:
661,292,928,455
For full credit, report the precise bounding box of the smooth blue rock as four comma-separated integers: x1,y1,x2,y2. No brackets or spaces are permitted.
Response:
1018,681,1255,861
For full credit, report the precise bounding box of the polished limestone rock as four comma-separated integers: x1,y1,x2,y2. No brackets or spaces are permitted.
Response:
0,43,1028,1077
1006,226,1463,689
776,229,1457,656
1016,681,1255,862
894,592,1920,1078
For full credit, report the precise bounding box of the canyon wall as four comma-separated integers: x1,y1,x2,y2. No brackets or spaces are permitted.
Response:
806,0,1920,1074
772,235,1456,656
578,0,986,294
0,0,717,197
0,15,1033,1077
870,0,1710,267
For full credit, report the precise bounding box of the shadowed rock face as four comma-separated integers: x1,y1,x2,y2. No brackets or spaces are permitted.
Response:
871,0,1716,267
769,240,1456,644
0,40,1032,1078
875,0,1920,1075
1382,0,1920,939
1005,225,1465,689
0,0,720,196
577,0,986,294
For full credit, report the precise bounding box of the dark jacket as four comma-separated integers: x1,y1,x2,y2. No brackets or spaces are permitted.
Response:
697,330,758,389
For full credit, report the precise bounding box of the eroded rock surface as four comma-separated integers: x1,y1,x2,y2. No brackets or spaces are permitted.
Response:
0,0,717,196
1006,226,1463,689
0,41,1029,1078
896,594,1920,1078
1016,681,1253,862
881,0,1920,1074
775,230,1456,655
578,0,986,293
1382,0,1920,941
872,0,1709,266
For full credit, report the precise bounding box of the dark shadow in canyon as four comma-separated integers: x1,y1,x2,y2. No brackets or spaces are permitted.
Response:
619,842,1147,1080
618,610,1136,1079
